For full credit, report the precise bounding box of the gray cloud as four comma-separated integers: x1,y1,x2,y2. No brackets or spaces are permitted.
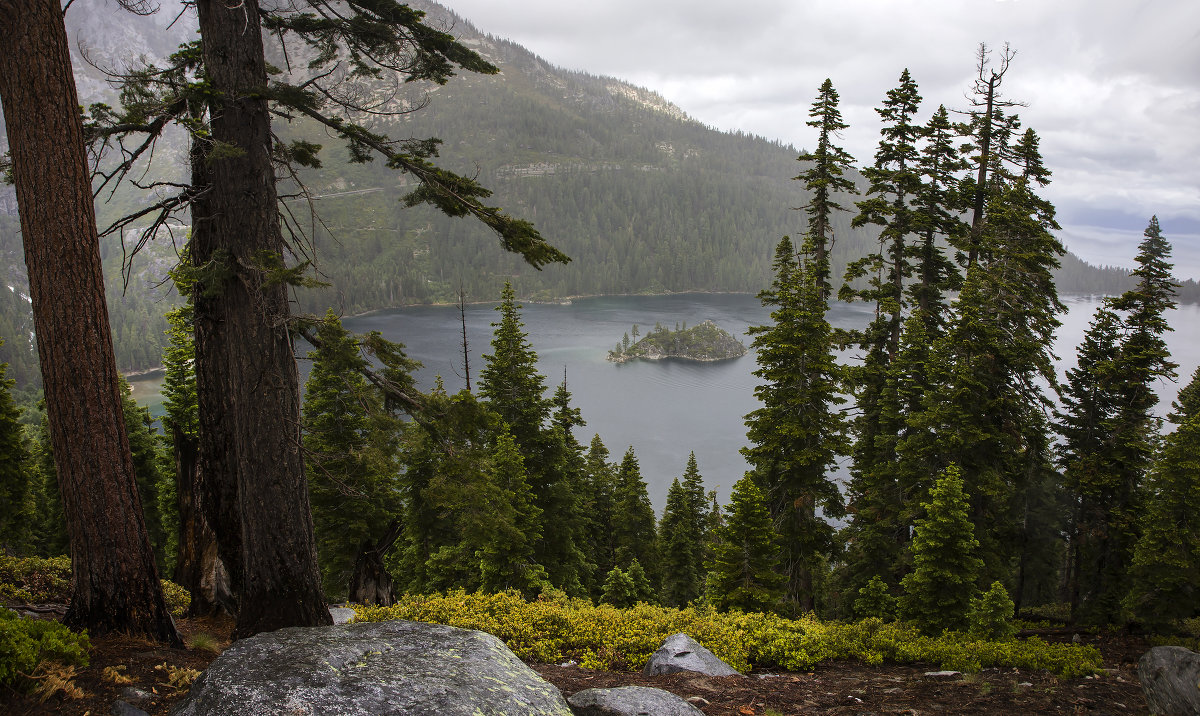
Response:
449,0,1200,279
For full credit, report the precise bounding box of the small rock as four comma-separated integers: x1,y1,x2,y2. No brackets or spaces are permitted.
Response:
558,659,578,667
568,686,703,715
1018,682,1033,687
643,633,741,677
923,670,961,678
686,696,710,706
327,606,356,624
111,701,150,716
1138,645,1200,716
120,686,154,701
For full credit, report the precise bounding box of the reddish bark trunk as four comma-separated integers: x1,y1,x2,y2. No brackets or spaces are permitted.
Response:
192,0,330,637
0,0,180,644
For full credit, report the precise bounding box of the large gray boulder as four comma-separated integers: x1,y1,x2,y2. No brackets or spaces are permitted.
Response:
1139,645,1200,716
172,620,572,716
642,633,741,677
567,686,704,716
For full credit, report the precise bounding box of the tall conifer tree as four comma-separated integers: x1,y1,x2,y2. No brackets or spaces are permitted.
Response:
707,475,784,613
1125,367,1200,628
743,236,846,613
1059,217,1177,623
794,79,858,299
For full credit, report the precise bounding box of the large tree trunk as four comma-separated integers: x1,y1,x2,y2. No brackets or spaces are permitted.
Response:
0,0,181,645
348,521,402,606
171,424,233,616
193,0,330,637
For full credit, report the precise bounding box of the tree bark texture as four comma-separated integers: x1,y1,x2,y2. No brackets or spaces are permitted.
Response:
0,0,181,644
192,0,331,637
172,424,233,616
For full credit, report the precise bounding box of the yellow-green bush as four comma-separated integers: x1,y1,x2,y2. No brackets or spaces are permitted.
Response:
0,555,71,604
160,579,191,618
1,554,191,618
352,590,1103,678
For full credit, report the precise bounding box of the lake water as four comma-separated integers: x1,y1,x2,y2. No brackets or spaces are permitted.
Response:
130,293,1200,511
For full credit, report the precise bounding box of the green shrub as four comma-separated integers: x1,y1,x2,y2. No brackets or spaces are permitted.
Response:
853,576,897,621
0,555,71,604
0,608,89,689
969,582,1017,641
352,589,1102,678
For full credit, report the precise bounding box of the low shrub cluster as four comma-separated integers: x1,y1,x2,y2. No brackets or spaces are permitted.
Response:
0,555,71,604
0,608,89,690
0,554,190,617
353,590,1102,678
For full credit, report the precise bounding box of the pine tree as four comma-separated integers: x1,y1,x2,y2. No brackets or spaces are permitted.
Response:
479,282,588,592
580,434,618,598
476,430,548,596
119,377,170,571
793,79,858,298
302,310,404,602
1125,366,1200,628
707,475,784,614
1060,217,1177,623
0,348,33,553
612,447,659,584
743,236,846,613
659,478,700,606
910,105,967,327
899,466,982,634
853,575,897,621
600,565,637,609
900,126,1064,593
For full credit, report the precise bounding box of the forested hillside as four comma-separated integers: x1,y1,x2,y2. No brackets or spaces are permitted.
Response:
0,0,1165,389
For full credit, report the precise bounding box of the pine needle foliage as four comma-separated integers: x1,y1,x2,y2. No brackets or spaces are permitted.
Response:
900,466,982,635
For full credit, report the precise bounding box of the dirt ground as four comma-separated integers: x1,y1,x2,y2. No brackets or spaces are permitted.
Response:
0,614,1151,715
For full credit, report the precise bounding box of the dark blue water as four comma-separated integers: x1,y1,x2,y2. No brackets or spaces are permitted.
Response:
129,293,1200,512
339,293,1200,511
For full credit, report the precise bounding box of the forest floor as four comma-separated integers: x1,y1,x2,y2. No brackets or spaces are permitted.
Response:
1,613,1152,715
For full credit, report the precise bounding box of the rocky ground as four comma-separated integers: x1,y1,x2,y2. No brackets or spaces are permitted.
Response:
0,613,1152,715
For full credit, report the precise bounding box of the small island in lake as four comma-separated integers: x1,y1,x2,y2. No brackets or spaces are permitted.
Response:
608,319,747,363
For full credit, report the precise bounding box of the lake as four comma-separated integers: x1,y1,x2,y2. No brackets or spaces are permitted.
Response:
129,293,1200,511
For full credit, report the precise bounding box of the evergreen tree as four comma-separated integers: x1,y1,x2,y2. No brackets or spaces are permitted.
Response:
0,349,33,553
580,434,618,599
910,105,967,327
625,558,657,605
1125,366,1200,628
899,466,982,634
968,582,1017,640
707,475,784,613
476,430,548,596
479,282,587,593
1060,217,1177,623
742,236,846,613
899,127,1064,593
793,79,858,298
853,575,897,621
302,310,404,601
659,478,701,606
600,565,637,608
612,446,659,584
118,376,170,571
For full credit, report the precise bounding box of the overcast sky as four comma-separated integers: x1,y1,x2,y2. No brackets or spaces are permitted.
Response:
443,0,1200,280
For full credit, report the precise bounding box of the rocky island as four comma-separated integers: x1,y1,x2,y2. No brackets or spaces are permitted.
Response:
608,320,747,363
